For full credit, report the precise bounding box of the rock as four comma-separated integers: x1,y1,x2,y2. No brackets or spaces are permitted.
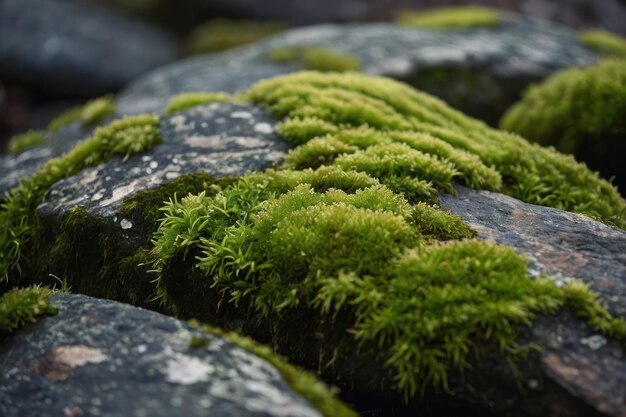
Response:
0,293,334,417
118,16,598,124
0,0,179,97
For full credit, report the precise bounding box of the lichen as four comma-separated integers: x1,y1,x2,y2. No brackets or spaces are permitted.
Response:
0,114,163,283
500,59,626,196
268,46,361,72
580,29,626,58
188,19,286,54
48,95,116,133
0,286,57,336
7,130,46,154
164,92,236,115
396,6,501,30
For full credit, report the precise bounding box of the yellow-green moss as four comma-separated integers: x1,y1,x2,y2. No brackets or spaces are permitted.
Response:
580,29,626,58
164,92,236,115
268,46,361,72
48,95,116,133
188,19,285,54
7,130,46,154
396,6,501,30
0,286,57,335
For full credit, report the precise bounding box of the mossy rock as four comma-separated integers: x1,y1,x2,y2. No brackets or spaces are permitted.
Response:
500,59,626,193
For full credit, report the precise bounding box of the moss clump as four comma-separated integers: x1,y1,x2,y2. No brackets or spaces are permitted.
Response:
164,92,235,115
0,286,57,335
396,6,500,30
500,60,626,195
190,321,357,417
268,46,361,72
188,19,285,54
247,71,625,227
0,114,163,283
7,130,46,154
48,95,116,133
580,29,626,58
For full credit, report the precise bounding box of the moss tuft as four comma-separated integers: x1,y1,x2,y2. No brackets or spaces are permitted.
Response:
268,46,361,72
500,59,626,195
188,19,285,54
580,29,626,58
396,6,501,30
164,92,235,115
0,286,57,335
7,130,46,154
48,96,116,133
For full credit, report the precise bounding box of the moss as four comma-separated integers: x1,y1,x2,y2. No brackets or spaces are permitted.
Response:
500,59,626,196
580,29,626,58
0,286,57,336
164,92,236,115
190,321,357,417
268,46,361,72
188,19,285,54
7,130,46,154
0,114,163,284
48,95,116,133
396,6,501,30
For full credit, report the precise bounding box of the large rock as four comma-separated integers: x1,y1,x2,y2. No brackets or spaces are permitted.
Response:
0,0,179,97
118,16,598,124
0,293,327,417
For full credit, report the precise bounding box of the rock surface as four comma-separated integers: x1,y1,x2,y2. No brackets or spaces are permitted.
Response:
118,16,598,124
0,0,179,96
0,293,324,417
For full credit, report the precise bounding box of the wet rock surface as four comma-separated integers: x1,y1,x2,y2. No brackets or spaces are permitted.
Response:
118,16,597,124
0,0,179,96
0,293,323,417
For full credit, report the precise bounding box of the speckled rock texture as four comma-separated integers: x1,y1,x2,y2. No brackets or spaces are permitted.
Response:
0,0,179,96
0,293,323,417
118,16,598,124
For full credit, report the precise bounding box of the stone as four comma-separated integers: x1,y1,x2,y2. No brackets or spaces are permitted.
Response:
0,0,179,97
0,293,326,417
118,16,598,124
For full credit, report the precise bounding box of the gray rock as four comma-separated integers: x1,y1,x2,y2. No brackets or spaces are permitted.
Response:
0,293,323,417
0,0,179,96
118,16,598,124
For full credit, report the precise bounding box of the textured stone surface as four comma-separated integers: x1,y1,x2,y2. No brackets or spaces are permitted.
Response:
0,0,179,96
118,16,598,124
0,293,322,417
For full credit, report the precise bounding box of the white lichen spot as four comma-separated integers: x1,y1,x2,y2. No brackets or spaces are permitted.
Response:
231,111,252,119
120,219,133,230
254,123,274,134
162,353,214,385
146,168,153,175
137,344,147,354
149,161,159,169
165,172,180,180
580,334,607,350
53,345,107,367
142,155,152,162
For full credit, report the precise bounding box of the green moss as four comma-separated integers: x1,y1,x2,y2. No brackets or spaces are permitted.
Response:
0,114,163,283
0,286,57,336
396,6,501,30
268,46,361,72
48,96,116,132
190,321,357,417
580,29,626,58
500,60,626,196
188,19,285,54
164,92,236,115
7,130,46,154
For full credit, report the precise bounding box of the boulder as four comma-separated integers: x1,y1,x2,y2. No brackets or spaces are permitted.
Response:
0,293,339,417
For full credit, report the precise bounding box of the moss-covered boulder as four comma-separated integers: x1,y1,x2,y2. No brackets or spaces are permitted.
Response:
1,71,626,416
0,292,353,417
118,15,599,125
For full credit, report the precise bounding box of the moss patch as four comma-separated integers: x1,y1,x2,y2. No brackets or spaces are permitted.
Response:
580,29,626,58
7,130,46,154
48,95,116,133
500,59,626,195
164,92,236,115
188,19,285,54
0,286,57,336
268,46,361,72
397,6,501,30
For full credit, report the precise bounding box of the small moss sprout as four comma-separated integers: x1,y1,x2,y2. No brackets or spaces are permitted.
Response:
7,130,46,154
268,46,361,72
188,19,285,54
396,6,501,30
0,286,57,336
580,29,626,58
48,95,116,133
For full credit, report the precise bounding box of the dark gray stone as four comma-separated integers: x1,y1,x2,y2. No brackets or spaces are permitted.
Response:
0,293,323,417
118,16,598,124
0,0,179,96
